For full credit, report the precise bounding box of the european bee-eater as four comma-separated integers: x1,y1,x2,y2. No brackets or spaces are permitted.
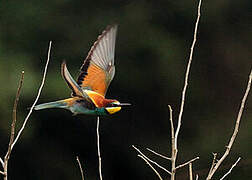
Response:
35,25,130,116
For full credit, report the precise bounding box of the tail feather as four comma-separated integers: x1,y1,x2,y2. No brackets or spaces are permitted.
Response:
34,100,67,110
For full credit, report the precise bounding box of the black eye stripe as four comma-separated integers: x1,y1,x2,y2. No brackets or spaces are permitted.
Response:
106,103,118,107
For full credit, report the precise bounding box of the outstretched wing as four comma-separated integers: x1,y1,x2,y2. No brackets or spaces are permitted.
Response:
77,25,117,97
61,62,92,102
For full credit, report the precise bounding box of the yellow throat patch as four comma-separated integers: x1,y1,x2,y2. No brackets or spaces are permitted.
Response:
105,107,121,114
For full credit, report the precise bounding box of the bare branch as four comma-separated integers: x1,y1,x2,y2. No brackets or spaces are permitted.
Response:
207,153,217,177
176,157,199,170
169,105,176,179
138,155,163,180
0,171,5,175
189,163,193,180
4,71,24,161
0,158,4,168
146,148,171,160
206,69,252,179
132,145,172,175
132,1,202,179
3,71,24,180
171,1,202,178
168,105,174,147
11,41,52,150
219,157,241,180
1,41,52,180
76,156,85,180
97,116,103,180
196,174,199,180
175,0,202,149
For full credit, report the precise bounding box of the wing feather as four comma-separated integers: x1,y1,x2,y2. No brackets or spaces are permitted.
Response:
77,25,118,96
61,62,91,101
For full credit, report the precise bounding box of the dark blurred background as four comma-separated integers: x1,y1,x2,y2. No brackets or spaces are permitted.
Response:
0,0,251,179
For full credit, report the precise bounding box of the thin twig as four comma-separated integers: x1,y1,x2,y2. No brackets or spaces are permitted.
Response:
1,41,52,180
176,157,199,170
0,158,4,168
146,148,171,160
172,1,202,179
174,0,202,149
138,155,163,180
196,174,199,180
6,71,24,157
169,105,176,180
3,71,24,180
132,145,172,175
11,41,52,150
97,116,103,180
5,71,24,159
219,157,241,180
206,69,252,179
207,153,217,177
189,163,193,180
76,156,85,180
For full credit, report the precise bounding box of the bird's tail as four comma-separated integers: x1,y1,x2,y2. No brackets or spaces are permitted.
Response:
34,100,67,110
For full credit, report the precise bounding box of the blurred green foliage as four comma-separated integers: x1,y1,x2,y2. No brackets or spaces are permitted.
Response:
0,0,251,179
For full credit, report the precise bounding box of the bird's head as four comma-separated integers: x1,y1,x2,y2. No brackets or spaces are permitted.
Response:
105,100,131,115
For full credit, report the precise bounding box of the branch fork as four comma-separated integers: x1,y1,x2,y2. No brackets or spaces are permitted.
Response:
0,41,52,180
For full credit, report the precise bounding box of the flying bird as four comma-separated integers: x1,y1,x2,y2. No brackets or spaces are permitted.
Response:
35,25,130,116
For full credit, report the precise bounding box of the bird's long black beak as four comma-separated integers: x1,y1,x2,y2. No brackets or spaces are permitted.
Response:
118,103,131,106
